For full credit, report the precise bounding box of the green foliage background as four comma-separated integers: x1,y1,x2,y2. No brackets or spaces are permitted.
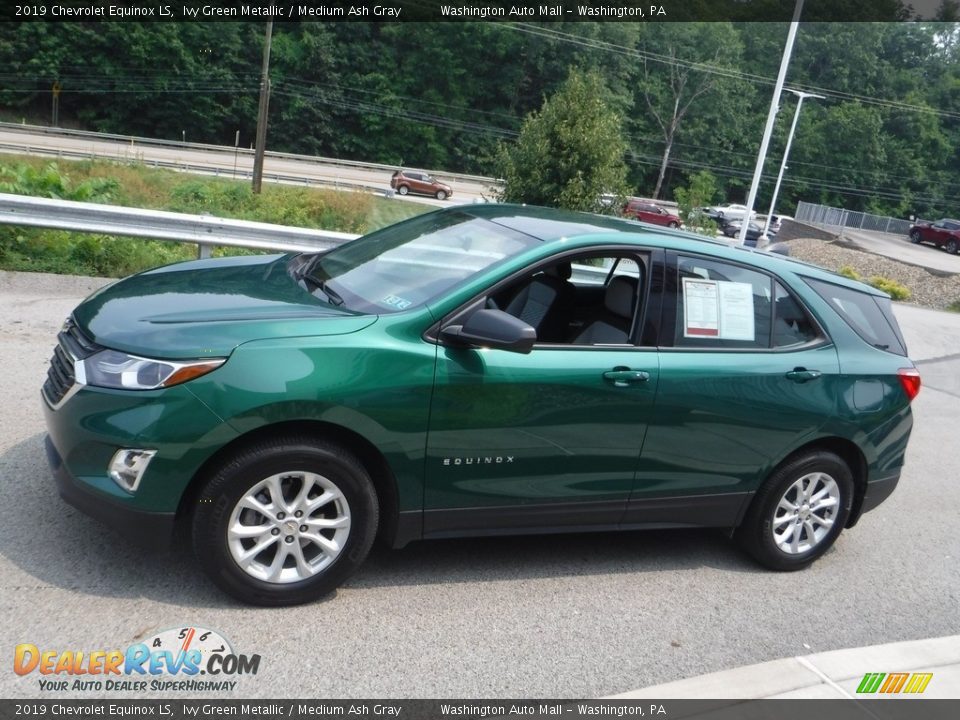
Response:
1,19,959,216
0,158,426,277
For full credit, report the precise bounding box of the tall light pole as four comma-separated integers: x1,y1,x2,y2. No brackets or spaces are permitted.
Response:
762,89,824,236
251,21,273,194
737,0,804,247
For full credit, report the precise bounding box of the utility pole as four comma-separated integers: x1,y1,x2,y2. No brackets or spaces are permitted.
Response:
251,21,273,194
762,89,824,236
737,0,804,247
51,81,61,127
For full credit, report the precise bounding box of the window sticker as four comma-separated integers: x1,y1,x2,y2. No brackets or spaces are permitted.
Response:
683,278,720,337
682,278,755,341
717,281,755,340
381,294,413,310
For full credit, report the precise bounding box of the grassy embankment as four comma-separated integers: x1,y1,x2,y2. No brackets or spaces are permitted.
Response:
0,155,428,277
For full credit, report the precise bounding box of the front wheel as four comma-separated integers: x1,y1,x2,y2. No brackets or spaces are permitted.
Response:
946,238,958,255
736,450,853,571
435,190,447,200
192,437,379,606
909,230,921,244
668,221,679,229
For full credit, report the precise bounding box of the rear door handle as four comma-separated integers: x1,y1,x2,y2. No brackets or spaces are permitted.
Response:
785,368,822,383
603,368,650,387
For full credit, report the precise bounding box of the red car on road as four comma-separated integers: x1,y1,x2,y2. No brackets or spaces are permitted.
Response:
390,170,452,200
908,218,960,254
622,199,682,228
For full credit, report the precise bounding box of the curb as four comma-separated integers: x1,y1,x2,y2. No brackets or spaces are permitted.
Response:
607,635,960,700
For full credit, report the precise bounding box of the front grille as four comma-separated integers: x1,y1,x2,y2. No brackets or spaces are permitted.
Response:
42,318,101,407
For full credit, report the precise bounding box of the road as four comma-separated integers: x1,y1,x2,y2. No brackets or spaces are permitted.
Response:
1,270,958,700
840,227,960,274
0,126,495,206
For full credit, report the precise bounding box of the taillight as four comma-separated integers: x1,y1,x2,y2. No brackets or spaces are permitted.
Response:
897,368,921,402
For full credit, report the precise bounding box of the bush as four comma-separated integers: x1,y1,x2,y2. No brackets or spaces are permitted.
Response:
837,265,861,280
868,276,911,300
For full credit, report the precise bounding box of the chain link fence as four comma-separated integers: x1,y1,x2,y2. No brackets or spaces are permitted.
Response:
795,201,918,236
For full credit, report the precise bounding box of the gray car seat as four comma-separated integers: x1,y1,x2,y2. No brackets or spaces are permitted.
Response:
503,263,575,343
574,276,638,344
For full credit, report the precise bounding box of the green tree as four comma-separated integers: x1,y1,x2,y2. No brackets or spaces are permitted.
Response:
673,170,719,235
632,22,748,198
496,70,629,213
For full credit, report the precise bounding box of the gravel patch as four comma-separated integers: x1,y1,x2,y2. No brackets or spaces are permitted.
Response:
782,237,960,311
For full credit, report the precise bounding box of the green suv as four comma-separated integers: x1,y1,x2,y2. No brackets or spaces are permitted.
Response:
42,205,920,605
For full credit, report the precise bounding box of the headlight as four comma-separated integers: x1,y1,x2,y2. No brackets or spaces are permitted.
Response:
83,350,225,390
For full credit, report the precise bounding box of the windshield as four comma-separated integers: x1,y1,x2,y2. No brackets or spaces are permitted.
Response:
301,211,539,313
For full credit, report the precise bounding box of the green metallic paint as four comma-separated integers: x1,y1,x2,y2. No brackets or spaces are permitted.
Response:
42,205,916,547
637,344,841,498
425,346,659,514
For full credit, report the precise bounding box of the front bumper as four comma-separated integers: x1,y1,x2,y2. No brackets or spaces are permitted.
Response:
46,436,175,552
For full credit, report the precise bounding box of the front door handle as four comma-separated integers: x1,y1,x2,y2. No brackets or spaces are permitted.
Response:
603,367,650,387
785,368,822,383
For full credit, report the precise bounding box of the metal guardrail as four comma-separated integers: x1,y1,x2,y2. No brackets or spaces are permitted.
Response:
0,121,500,187
0,193,359,256
795,200,918,236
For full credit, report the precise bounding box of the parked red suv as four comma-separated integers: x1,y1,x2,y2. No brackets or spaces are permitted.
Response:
622,199,682,228
390,170,452,200
908,218,960,254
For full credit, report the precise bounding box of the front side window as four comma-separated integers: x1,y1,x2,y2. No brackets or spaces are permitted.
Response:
301,212,539,314
473,252,647,346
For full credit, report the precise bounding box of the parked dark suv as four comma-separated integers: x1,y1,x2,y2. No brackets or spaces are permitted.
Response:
390,170,452,200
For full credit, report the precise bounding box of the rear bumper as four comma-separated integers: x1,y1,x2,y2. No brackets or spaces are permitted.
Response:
46,436,175,552
848,471,900,527
860,471,900,514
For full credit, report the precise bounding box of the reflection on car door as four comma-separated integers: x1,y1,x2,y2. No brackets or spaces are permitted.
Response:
627,252,841,527
423,252,661,536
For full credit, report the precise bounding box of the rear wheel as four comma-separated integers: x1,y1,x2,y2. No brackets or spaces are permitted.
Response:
435,190,447,201
397,185,409,196
946,238,958,255
192,437,378,606
736,450,853,571
909,229,921,244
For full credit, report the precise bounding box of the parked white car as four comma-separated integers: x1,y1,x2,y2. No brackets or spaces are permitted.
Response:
703,203,757,222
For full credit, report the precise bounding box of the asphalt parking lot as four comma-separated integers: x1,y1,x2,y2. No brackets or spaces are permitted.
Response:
1,271,958,700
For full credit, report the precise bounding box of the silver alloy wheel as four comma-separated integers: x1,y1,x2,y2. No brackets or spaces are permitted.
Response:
771,471,840,555
227,471,351,584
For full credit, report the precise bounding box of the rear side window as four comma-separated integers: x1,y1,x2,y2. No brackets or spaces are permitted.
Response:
805,278,908,356
674,256,772,349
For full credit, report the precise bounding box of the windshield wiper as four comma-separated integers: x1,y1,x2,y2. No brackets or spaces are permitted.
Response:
302,275,344,306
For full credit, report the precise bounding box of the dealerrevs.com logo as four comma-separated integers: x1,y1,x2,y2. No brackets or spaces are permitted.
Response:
14,626,260,693
856,672,934,694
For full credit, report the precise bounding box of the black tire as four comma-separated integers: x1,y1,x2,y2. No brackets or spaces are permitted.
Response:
735,450,853,571
397,185,409,196
909,230,921,244
946,239,958,255
192,437,379,606
435,190,447,201
668,221,679,229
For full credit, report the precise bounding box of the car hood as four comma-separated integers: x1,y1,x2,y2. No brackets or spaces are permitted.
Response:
72,254,377,359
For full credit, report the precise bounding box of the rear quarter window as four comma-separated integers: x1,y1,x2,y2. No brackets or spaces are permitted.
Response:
804,278,908,356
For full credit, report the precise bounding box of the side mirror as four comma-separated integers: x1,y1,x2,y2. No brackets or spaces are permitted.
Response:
440,309,536,354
